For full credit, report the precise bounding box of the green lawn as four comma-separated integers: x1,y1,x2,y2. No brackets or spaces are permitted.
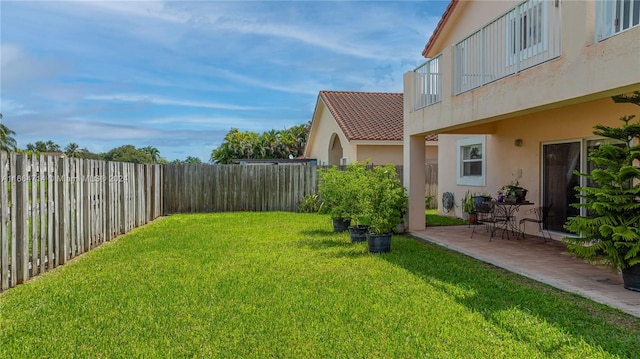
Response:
426,208,468,226
1,212,638,358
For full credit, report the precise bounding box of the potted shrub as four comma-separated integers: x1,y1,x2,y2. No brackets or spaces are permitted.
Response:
501,180,528,203
318,165,351,231
462,190,477,224
472,193,492,206
343,162,371,242
563,92,640,291
363,164,407,253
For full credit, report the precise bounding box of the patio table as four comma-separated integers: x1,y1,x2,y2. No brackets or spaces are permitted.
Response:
486,201,534,239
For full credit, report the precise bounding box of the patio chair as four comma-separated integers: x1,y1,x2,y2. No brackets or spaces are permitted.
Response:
471,202,509,240
519,204,553,242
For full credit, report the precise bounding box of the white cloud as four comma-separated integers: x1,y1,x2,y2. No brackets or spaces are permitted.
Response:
0,99,38,116
1,0,447,162
144,115,268,131
61,1,410,60
84,93,265,111
75,1,189,24
0,43,67,90
212,69,321,96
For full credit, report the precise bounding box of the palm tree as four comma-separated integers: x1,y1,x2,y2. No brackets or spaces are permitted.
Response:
141,146,160,164
184,156,202,164
260,129,279,158
0,113,18,152
45,140,61,152
65,142,81,158
26,140,61,153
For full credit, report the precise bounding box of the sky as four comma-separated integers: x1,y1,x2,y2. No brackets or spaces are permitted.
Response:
0,0,447,162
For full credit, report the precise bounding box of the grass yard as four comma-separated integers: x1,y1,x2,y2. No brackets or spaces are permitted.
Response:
1,212,639,358
426,208,468,226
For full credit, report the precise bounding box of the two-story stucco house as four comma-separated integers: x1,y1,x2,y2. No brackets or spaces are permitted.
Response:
403,0,640,239
305,90,438,166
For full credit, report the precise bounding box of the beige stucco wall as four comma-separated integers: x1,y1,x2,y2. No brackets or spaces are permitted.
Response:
304,100,356,165
437,97,638,239
426,1,517,59
407,1,640,136
404,0,640,232
356,144,403,165
306,98,439,166
355,144,438,166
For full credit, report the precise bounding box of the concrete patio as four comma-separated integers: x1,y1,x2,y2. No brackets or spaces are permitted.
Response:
408,225,640,318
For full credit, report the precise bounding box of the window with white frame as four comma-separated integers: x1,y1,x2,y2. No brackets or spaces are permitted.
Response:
507,0,548,62
596,0,640,41
457,136,486,186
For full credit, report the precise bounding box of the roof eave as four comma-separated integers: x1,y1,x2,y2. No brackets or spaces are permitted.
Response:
350,140,403,145
422,0,458,58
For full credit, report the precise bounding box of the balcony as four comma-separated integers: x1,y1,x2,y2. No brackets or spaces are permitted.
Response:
413,55,441,110
413,0,562,110
407,0,640,137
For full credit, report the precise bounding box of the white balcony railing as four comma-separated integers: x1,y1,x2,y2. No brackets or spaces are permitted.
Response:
454,0,562,95
413,55,442,110
596,0,640,41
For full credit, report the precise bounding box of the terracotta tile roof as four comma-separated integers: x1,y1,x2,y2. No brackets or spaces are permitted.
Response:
425,133,438,141
319,91,404,141
422,0,458,58
318,91,438,142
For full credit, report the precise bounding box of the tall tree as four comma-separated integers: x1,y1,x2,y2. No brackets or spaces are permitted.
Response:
26,140,61,153
79,148,102,160
184,156,202,164
210,122,310,164
141,146,161,164
0,113,18,152
211,128,260,164
563,91,640,274
65,142,81,158
102,145,152,164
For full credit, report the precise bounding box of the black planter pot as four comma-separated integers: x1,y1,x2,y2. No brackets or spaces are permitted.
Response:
348,225,369,243
366,232,392,253
622,264,640,292
472,196,492,206
332,217,351,232
514,189,528,203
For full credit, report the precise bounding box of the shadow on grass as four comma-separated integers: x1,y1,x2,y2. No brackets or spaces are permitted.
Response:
297,229,352,251
299,229,337,237
378,236,640,357
297,229,372,258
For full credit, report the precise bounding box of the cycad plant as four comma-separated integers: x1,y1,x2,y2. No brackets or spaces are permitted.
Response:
563,92,640,273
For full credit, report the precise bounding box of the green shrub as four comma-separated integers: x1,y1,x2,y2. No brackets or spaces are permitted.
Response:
317,162,370,224
298,193,324,213
363,164,407,234
564,92,640,271
318,166,350,220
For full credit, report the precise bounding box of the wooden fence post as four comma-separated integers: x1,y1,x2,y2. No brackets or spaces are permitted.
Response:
46,155,54,270
38,155,46,275
15,154,29,284
58,157,69,265
1,151,10,290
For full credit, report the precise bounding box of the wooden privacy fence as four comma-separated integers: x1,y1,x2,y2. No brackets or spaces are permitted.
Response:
163,164,318,213
1,159,434,291
425,164,438,209
0,152,163,292
163,164,438,213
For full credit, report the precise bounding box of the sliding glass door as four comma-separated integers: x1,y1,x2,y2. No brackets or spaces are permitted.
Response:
542,142,581,233
542,138,625,234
